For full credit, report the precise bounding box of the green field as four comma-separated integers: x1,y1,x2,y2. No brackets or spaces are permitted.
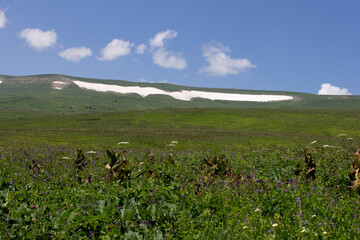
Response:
1,75,360,239
1,108,359,150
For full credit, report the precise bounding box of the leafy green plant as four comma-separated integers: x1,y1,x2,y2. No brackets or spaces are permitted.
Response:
105,149,136,182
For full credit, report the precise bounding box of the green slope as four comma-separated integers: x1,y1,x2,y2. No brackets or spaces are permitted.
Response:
0,74,359,120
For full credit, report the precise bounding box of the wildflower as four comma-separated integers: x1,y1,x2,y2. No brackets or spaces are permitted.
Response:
297,196,302,208
301,228,306,233
86,151,96,154
229,212,233,216
117,142,129,145
255,208,261,212
312,215,317,218
322,145,331,148
355,209,359,223
272,223,278,227
274,213,280,222
171,141,178,144
338,134,347,137
32,205,36,208
61,157,69,160
347,138,354,140
323,231,327,235
310,140,317,144
243,226,248,230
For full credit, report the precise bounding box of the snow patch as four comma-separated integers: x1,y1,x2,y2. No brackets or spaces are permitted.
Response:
53,81,67,85
73,80,293,102
52,80,71,90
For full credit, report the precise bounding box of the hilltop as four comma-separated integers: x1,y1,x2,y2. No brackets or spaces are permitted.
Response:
0,74,359,119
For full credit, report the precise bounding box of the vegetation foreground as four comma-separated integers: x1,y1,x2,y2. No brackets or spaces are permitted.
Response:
1,138,360,239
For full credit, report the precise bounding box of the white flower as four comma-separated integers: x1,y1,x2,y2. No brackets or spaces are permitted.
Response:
338,134,347,137
347,138,354,140
61,157,69,159
323,231,327,235
86,151,96,154
255,208,261,212
310,140,317,144
117,142,129,145
243,226,248,230
322,145,330,148
301,228,306,233
167,144,176,147
272,223,278,227
171,141,178,144
312,215,317,218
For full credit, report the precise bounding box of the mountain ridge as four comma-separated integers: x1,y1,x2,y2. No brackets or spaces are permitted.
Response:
0,74,359,120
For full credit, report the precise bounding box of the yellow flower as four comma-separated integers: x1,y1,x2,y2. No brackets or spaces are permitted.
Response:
272,223,278,227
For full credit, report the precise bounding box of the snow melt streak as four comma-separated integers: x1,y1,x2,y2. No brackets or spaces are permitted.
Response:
73,80,293,102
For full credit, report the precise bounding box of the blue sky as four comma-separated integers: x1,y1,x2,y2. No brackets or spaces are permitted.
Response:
0,1,359,95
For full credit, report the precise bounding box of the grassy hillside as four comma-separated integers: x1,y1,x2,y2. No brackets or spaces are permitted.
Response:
1,74,360,120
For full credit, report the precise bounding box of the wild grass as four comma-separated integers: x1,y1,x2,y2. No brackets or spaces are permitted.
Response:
1,108,360,150
0,138,359,239
1,107,360,238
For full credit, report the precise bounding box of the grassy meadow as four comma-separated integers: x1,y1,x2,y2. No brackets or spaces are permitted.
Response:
0,107,360,239
1,75,360,238
1,108,360,150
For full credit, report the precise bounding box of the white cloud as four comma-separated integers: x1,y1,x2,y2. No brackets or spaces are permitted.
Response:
138,77,148,82
19,28,57,51
58,46,92,62
149,29,187,70
98,39,134,61
153,48,187,70
0,8,8,28
149,29,177,48
199,42,256,76
135,44,147,54
318,83,352,95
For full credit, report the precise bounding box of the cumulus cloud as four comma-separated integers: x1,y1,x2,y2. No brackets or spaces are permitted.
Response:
19,28,57,51
135,44,147,54
149,29,177,49
98,39,134,61
149,29,187,70
0,8,8,28
318,83,352,95
153,48,187,70
58,46,92,62
199,42,256,76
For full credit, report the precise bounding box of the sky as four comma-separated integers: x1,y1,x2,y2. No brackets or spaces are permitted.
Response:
0,1,359,95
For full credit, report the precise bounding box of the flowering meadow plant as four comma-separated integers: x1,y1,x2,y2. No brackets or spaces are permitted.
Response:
0,144,359,239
